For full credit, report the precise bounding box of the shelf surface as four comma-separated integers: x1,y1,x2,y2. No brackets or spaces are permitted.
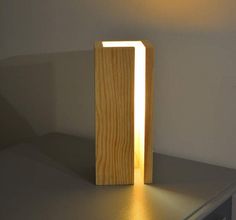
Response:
0,133,236,220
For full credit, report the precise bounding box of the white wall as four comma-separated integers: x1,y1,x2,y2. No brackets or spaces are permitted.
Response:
1,0,236,58
0,0,236,168
0,51,94,138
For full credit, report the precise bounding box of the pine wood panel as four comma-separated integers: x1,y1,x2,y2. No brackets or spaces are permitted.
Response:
95,43,135,185
143,41,154,184
95,41,154,185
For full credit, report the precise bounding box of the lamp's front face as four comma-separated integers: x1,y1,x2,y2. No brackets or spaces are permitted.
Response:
103,41,146,184
95,41,153,185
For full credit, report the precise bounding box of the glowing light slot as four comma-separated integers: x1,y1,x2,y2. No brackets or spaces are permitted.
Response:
102,41,146,184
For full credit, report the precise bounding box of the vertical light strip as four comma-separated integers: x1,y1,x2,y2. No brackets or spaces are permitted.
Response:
102,41,146,184
134,43,146,184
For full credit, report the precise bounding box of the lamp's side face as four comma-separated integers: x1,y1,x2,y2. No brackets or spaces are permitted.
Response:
95,44,135,185
143,41,154,184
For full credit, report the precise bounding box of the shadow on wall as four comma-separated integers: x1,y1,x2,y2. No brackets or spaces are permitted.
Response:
0,61,56,137
0,94,36,148
0,50,95,144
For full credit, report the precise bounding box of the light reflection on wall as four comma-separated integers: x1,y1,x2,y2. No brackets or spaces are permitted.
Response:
88,0,236,31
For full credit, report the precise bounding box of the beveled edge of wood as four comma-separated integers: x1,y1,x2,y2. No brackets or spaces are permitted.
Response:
141,40,153,48
95,41,103,48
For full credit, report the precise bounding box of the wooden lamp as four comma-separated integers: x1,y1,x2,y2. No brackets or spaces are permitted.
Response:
95,41,154,185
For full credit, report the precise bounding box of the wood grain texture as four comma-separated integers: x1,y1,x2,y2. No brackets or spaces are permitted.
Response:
143,41,154,184
95,41,154,185
95,43,135,185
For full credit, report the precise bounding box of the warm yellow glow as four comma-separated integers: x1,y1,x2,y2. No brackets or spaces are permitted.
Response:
96,1,234,31
102,41,146,184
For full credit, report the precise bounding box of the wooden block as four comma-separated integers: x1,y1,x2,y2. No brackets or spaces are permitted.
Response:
95,41,154,185
95,42,135,185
